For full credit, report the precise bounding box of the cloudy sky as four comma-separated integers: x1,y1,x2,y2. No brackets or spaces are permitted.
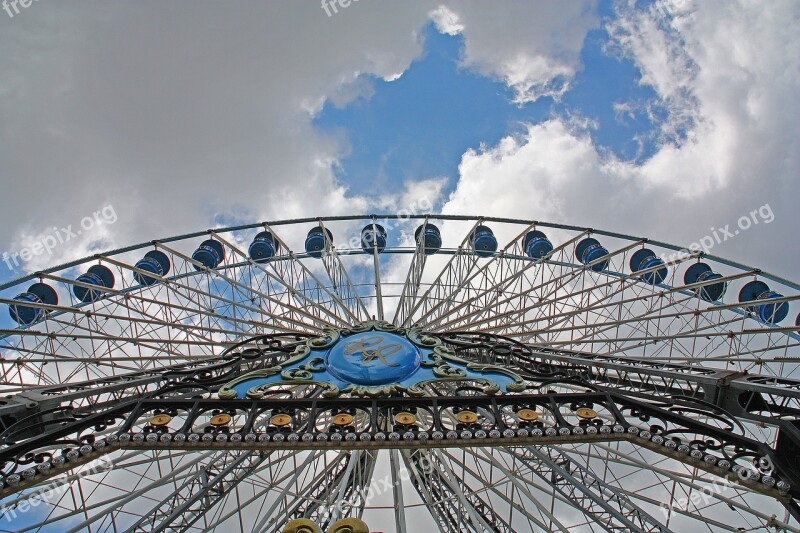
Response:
1,3,799,530
1,0,798,284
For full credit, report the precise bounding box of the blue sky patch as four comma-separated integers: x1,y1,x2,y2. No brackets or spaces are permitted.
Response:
315,11,675,199
314,25,553,198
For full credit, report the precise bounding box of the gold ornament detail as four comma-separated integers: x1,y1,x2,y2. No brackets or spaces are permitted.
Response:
283,518,322,533
270,413,292,426
394,412,417,425
329,517,369,533
456,411,479,424
149,414,172,426
332,413,354,426
210,413,231,426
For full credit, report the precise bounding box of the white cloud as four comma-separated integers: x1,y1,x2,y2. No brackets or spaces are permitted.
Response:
444,121,599,223
2,0,794,284
442,0,800,280
607,0,697,101
0,1,600,279
429,5,463,36
436,0,598,102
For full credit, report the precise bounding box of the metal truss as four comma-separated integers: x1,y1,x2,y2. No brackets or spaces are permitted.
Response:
0,214,799,532
439,332,800,424
402,447,515,532
393,219,434,325
2,392,798,503
506,446,670,532
396,218,482,328
106,450,269,532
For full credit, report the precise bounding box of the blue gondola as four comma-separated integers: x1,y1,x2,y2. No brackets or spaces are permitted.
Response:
630,248,668,285
470,225,497,257
192,239,225,270
755,290,789,324
73,265,115,303
684,262,726,302
415,224,441,255
9,282,58,325
361,224,387,253
739,280,789,324
134,250,171,286
523,230,553,259
575,237,609,272
249,231,277,263
739,280,769,314
305,226,333,258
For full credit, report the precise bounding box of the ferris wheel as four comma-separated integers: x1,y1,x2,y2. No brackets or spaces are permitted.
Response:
0,213,799,532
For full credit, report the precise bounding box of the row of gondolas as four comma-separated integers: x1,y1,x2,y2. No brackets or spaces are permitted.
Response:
8,223,795,326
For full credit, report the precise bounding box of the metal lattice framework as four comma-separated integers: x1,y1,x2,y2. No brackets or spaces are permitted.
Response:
1,214,799,532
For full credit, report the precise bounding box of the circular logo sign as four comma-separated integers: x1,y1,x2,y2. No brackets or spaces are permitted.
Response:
325,331,422,385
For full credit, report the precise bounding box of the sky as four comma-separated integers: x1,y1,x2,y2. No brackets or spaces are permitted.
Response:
1,2,799,530
0,0,798,282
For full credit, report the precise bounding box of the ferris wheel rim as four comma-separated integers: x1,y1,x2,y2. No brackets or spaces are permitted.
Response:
1,213,799,531
0,213,797,294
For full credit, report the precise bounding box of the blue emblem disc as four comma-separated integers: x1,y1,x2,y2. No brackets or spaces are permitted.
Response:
325,331,422,385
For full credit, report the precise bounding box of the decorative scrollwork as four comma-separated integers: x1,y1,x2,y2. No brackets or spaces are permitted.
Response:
2,392,797,503
217,323,529,399
218,367,283,399
407,378,501,396
434,331,591,385
342,384,407,398
246,381,340,399
300,357,326,373
341,320,402,336
281,368,314,381
407,327,440,348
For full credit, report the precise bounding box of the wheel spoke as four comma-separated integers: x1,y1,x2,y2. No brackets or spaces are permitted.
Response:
0,214,797,532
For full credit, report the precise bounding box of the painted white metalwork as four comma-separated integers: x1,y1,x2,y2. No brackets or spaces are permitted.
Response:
1,214,798,532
